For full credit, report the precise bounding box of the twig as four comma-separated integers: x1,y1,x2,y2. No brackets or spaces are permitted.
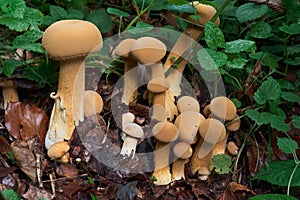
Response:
36,153,43,188
43,173,88,183
49,173,56,198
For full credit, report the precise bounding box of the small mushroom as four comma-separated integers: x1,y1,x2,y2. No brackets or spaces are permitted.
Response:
0,79,19,109
226,115,241,132
47,141,70,159
43,20,102,149
208,96,237,121
187,1,220,26
152,121,179,143
84,90,103,117
177,96,200,113
227,141,239,156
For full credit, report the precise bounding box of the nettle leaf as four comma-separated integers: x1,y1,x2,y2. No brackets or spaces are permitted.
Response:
212,154,232,174
270,114,290,132
50,5,67,20
0,0,26,19
224,39,256,53
281,92,300,102
279,23,300,35
67,9,84,20
204,21,225,49
253,77,281,105
245,110,270,126
277,137,298,154
42,15,57,26
3,59,21,78
226,58,247,69
277,79,296,90
261,54,278,68
203,48,227,68
249,194,298,200
13,30,43,46
107,7,130,17
251,22,272,39
287,44,300,55
252,160,300,187
292,116,300,129
236,3,268,23
86,9,113,33
197,49,218,70
284,57,300,66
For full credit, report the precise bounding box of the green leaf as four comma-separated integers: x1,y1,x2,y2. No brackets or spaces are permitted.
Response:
50,5,67,20
245,110,270,126
203,48,227,68
231,98,242,108
107,7,130,17
0,0,25,18
292,116,300,129
249,194,298,200
269,115,290,132
168,0,188,6
1,189,20,200
67,9,84,20
281,92,300,102
236,3,268,23
42,15,57,26
3,59,20,78
251,22,272,39
252,160,300,187
284,57,300,66
13,29,43,46
277,137,298,154
128,21,153,33
167,4,196,13
226,58,247,69
287,44,300,55
197,49,218,70
212,154,232,174
261,55,278,68
254,77,281,105
279,23,300,35
204,21,225,49
86,9,113,33
176,17,189,30
249,52,263,60
224,39,256,53
277,79,296,90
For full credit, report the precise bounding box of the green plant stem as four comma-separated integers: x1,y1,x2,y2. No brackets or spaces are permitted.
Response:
211,0,231,23
287,160,300,196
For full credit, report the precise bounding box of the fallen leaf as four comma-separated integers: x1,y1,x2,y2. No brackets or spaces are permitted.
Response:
0,136,9,154
56,163,78,178
5,101,48,146
0,167,17,178
22,185,53,200
230,182,255,195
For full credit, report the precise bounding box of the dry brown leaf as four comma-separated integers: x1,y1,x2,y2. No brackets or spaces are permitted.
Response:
0,136,9,154
230,182,254,194
56,163,78,178
22,185,53,200
5,101,48,146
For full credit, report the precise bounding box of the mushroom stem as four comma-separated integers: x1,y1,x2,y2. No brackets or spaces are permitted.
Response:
172,158,189,181
0,80,19,109
120,135,138,158
122,58,138,105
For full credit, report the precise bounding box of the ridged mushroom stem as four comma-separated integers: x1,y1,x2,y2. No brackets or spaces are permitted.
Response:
122,58,138,105
0,80,19,109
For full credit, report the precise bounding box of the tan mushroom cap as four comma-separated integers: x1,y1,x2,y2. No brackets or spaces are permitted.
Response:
130,37,167,65
209,96,237,121
173,142,193,159
202,104,210,117
122,112,135,128
174,111,205,143
147,77,170,93
227,141,239,155
177,96,200,113
189,1,220,26
84,90,104,117
198,118,226,144
114,38,136,58
47,141,70,159
226,115,241,132
153,121,179,143
123,122,144,138
42,20,103,61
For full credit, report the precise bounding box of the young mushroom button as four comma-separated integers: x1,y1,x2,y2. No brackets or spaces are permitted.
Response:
209,96,237,121
42,20,103,149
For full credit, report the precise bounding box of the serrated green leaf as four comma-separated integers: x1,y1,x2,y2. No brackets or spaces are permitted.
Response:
67,9,84,20
107,7,130,17
13,29,43,46
249,52,263,60
249,194,298,200
252,160,300,187
50,5,67,20
197,49,218,70
86,9,113,33
284,57,300,66
16,43,43,53
287,44,300,55
1,189,20,200
292,116,300,129
225,39,256,53
281,91,300,102
277,137,298,154
3,59,21,78
0,16,28,31
251,22,272,39
270,114,290,132
279,23,300,35
204,21,225,49
245,110,270,126
261,55,278,68
212,154,232,174
0,0,26,19
254,77,281,105
203,48,227,68
42,15,57,26
226,58,247,69
236,3,268,23
277,79,296,90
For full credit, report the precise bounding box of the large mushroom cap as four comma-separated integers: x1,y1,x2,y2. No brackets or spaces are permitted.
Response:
177,96,200,113
123,122,144,138
189,1,220,26
173,142,193,159
42,20,103,60
84,90,103,117
130,37,167,65
114,38,136,58
147,77,170,93
209,96,237,121
198,118,226,144
47,141,70,159
226,115,241,132
153,121,179,143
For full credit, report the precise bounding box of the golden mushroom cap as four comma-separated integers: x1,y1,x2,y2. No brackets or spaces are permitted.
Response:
114,38,136,58
153,121,179,143
174,111,205,144
173,142,193,159
123,122,144,138
84,90,104,117
122,112,135,128
177,96,200,113
42,20,103,61
147,77,170,93
130,37,167,65
47,141,70,159
189,1,220,26
226,115,241,132
209,96,237,121
198,118,226,144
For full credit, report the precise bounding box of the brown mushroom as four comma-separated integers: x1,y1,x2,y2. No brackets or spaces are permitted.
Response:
177,96,200,113
226,115,241,132
227,141,239,156
153,121,179,143
84,90,103,117
47,141,70,159
172,142,193,181
209,96,237,121
0,79,19,109
43,20,102,149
